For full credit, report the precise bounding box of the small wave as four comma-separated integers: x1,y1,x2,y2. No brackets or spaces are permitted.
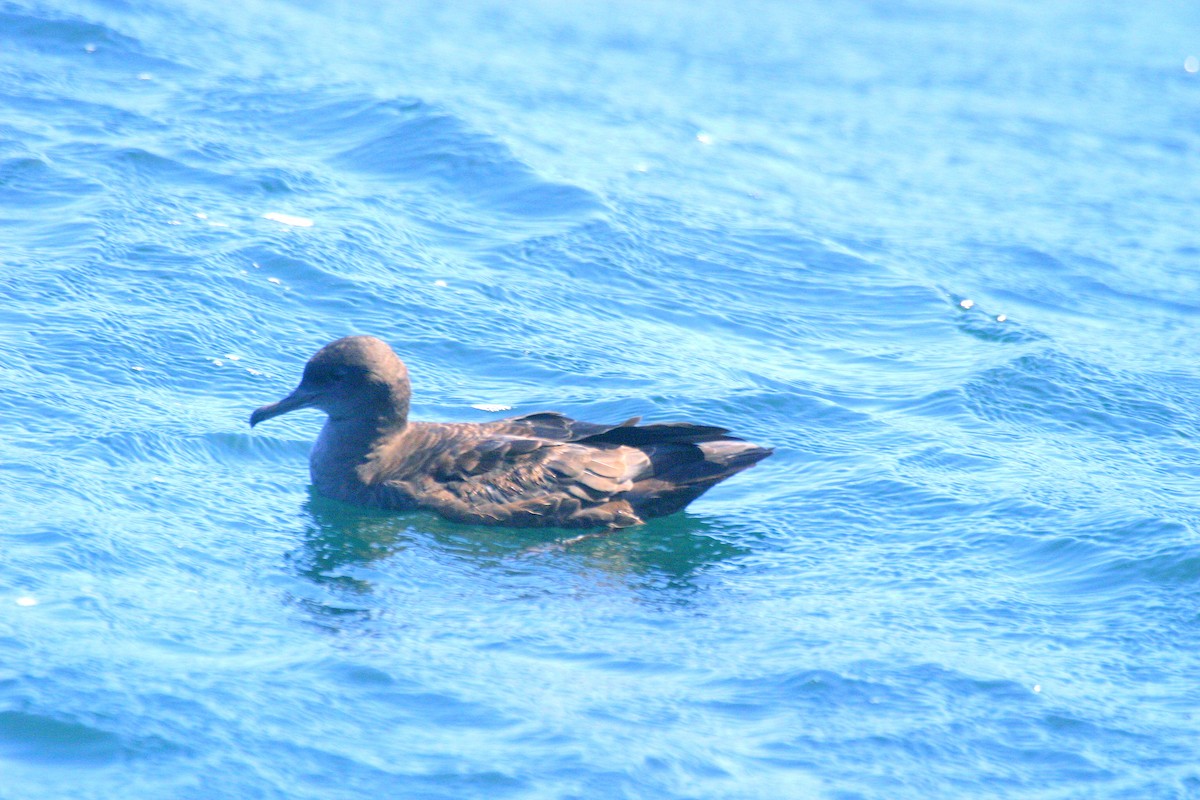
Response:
332,102,602,218
960,349,1194,441
0,9,136,53
0,7,187,76
963,244,1200,326
0,709,122,764
0,154,102,209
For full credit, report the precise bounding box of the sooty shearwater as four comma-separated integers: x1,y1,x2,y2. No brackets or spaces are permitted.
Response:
250,336,772,529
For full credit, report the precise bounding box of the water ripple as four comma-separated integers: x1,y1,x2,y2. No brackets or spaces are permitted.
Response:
3,1,1200,798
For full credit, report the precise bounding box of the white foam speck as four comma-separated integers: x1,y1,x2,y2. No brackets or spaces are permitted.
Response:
137,72,153,81
959,299,975,309
15,597,37,607
267,277,281,285
194,212,209,220
472,404,512,413
263,212,314,228
225,354,241,361
996,314,1008,322
1032,684,1042,693
434,279,448,287
131,365,145,372
1186,56,1199,74
696,132,714,145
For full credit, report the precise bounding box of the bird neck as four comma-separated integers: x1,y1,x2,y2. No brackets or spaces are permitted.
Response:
311,404,408,490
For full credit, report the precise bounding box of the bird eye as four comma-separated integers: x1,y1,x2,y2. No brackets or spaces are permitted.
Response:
304,364,358,386
304,367,334,385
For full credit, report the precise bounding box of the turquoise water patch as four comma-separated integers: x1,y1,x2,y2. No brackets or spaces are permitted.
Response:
2,0,1199,797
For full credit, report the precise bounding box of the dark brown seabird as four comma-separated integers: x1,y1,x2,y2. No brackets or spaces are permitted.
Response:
250,336,772,529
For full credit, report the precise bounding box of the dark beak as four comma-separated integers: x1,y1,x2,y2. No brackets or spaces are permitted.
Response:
249,385,319,427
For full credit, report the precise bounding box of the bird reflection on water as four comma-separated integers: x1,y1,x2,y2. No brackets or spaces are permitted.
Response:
285,490,751,625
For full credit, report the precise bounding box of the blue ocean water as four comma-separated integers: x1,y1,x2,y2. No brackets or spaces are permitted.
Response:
2,0,1199,796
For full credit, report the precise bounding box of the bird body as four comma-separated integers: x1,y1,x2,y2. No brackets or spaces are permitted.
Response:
251,337,772,529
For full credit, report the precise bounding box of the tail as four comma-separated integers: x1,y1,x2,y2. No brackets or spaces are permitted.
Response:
526,415,772,521
624,436,773,520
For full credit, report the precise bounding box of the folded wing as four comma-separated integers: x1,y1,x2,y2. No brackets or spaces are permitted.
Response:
389,413,770,529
